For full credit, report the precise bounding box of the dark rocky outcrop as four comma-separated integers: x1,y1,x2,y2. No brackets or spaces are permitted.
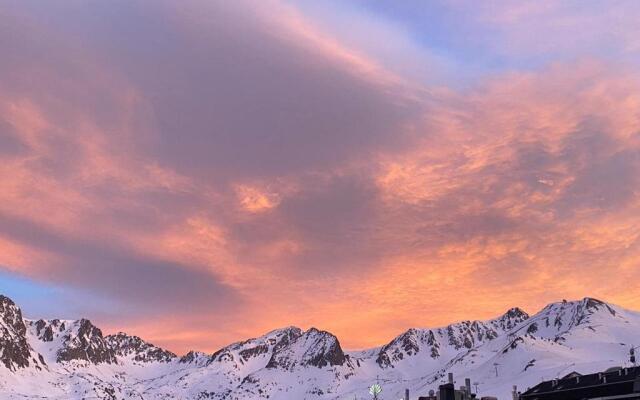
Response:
106,332,176,363
266,328,349,371
56,319,117,364
32,319,66,342
0,295,44,371
179,350,210,365
209,326,303,368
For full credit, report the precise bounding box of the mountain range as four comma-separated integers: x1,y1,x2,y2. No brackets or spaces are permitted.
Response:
1,294,638,399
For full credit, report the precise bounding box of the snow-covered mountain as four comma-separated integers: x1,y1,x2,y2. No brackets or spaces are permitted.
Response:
1,295,639,400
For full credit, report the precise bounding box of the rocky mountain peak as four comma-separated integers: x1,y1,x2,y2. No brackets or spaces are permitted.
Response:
513,297,620,342
105,332,176,363
493,307,530,331
208,326,304,369
376,328,439,368
263,326,303,353
0,296,23,333
546,297,617,321
502,307,529,320
266,327,349,371
55,318,117,364
0,295,45,371
581,297,616,314
179,350,210,366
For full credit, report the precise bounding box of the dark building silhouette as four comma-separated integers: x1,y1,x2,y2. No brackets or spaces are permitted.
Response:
520,366,640,400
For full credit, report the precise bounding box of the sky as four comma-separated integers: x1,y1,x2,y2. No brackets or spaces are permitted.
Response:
0,0,639,354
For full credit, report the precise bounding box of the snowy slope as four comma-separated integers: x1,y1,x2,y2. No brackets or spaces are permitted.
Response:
1,295,639,400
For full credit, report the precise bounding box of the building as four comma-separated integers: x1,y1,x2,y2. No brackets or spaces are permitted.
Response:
418,373,487,400
520,366,640,400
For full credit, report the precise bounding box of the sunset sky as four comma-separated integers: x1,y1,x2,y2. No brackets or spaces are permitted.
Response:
1,0,640,354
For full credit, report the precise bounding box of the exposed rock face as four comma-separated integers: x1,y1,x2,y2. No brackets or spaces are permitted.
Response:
376,307,530,368
581,297,617,317
32,319,66,342
179,350,210,366
376,328,438,367
29,318,174,366
105,332,176,363
497,307,530,330
0,296,44,371
0,295,32,370
56,319,117,364
511,297,619,342
210,326,303,368
266,328,349,371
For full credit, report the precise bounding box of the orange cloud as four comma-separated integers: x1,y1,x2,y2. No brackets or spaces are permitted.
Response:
235,184,281,214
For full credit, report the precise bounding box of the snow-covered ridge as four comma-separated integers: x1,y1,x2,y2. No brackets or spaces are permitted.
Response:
1,296,639,400
376,307,530,368
106,332,177,364
27,318,117,365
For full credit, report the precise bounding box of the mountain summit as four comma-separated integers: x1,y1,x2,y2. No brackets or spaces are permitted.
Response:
0,296,46,372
